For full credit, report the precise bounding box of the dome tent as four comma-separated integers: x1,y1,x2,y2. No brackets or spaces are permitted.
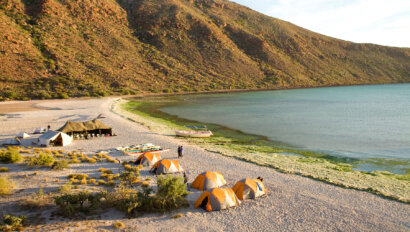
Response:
195,188,241,211
151,159,183,175
135,152,161,167
191,171,226,191
232,178,266,200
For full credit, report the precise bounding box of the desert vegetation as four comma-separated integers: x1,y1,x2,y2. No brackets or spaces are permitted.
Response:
0,145,190,230
0,0,408,101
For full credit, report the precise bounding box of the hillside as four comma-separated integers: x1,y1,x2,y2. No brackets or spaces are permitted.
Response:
0,0,409,100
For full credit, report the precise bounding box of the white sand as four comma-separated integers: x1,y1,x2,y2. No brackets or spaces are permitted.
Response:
0,98,409,231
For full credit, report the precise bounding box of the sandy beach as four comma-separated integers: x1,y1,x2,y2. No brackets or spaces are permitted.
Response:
0,97,409,231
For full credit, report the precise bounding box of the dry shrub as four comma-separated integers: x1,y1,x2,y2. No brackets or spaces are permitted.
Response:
99,168,113,174
98,180,106,185
80,178,87,185
52,160,69,170
0,214,26,231
33,171,39,175
100,173,108,179
59,182,72,194
0,167,9,172
69,159,81,164
54,153,65,158
107,180,116,186
86,158,97,163
141,181,150,187
20,150,31,154
68,174,88,180
88,179,97,185
113,221,124,229
172,213,183,219
70,178,79,184
0,176,15,196
20,189,53,209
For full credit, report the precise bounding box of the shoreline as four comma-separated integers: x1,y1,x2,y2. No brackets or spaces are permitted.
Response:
115,98,410,203
0,97,408,231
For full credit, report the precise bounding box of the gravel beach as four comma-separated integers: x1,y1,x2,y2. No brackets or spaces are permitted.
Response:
0,97,408,231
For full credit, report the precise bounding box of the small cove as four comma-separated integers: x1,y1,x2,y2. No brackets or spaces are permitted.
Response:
157,84,410,174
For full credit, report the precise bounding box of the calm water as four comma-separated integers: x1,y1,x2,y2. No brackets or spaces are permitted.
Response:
160,84,410,173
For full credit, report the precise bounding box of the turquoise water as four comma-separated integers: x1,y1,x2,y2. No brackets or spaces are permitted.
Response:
159,84,410,174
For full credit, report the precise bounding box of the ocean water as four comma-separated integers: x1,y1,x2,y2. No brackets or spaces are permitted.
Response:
159,84,410,173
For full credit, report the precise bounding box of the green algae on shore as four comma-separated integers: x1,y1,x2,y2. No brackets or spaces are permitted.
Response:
116,98,409,203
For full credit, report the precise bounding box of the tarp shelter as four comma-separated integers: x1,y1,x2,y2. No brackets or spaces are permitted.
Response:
191,171,226,191
58,119,112,136
17,132,30,138
135,152,161,167
39,130,72,147
151,159,183,175
34,128,46,134
83,119,112,135
58,121,87,135
195,188,241,211
232,178,266,200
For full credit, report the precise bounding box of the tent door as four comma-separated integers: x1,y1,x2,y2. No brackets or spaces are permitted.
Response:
200,197,208,210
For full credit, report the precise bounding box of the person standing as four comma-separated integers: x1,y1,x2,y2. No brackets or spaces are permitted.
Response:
178,145,183,158
183,172,188,184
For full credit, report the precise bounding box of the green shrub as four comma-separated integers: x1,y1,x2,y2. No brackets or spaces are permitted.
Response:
0,214,26,231
154,175,189,211
0,176,15,196
54,190,105,217
25,153,55,166
0,167,9,172
51,160,69,170
0,149,22,163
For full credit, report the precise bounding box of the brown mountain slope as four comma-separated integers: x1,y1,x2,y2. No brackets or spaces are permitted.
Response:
0,0,409,100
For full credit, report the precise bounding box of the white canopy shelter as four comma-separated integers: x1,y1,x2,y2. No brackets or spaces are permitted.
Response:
39,130,72,147
17,132,30,138
34,128,46,134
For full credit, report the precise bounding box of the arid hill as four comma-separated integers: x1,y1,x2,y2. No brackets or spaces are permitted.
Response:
1,0,409,100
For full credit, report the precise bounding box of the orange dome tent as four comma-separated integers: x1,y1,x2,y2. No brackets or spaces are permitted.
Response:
191,171,226,191
151,159,183,175
134,153,161,167
232,178,266,200
195,188,241,211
